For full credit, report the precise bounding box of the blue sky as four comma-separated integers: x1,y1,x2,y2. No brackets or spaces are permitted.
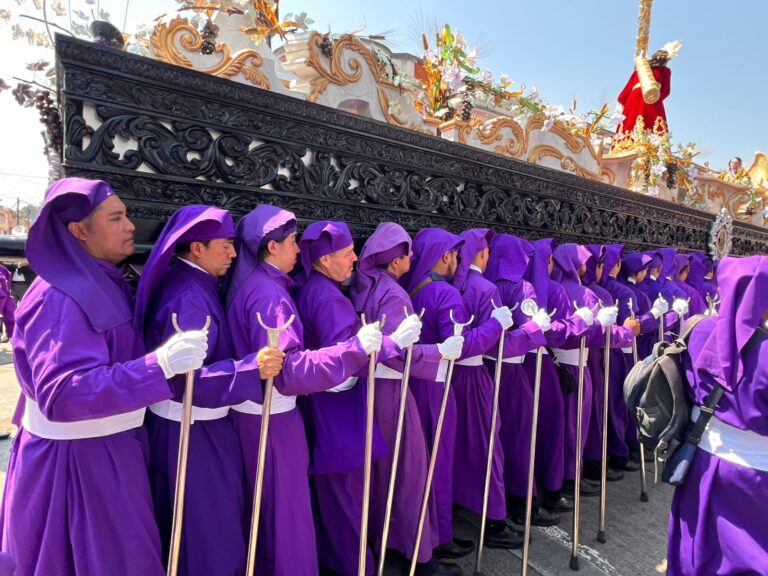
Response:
2,0,765,204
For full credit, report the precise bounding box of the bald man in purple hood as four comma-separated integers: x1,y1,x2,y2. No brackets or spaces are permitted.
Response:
136,205,286,575
667,256,768,574
295,220,426,576
0,179,208,575
226,207,384,576
351,221,464,576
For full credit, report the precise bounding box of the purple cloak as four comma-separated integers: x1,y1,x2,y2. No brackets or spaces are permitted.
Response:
0,179,171,575
296,221,400,576
452,230,545,519
667,256,768,575
226,207,371,576
350,222,442,563
137,205,257,575
0,266,16,338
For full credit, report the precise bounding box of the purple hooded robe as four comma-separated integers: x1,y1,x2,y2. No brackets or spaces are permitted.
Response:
226,208,372,576
401,228,501,544
452,230,545,517
0,266,16,338
667,256,768,575
349,221,443,563
135,205,265,576
672,254,707,318
520,239,591,492
295,221,401,576
551,244,633,480
0,178,171,575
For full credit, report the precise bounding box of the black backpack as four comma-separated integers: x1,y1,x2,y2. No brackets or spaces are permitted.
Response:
623,314,724,485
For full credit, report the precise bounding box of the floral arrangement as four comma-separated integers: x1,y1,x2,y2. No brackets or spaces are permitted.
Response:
615,117,699,197
408,23,624,144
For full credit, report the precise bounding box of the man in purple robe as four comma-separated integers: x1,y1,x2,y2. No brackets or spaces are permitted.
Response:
595,245,643,472
451,229,550,545
619,252,666,360
640,249,689,341
667,256,768,574
350,221,464,576
0,266,16,342
0,178,208,575
295,220,422,576
400,227,518,557
700,256,718,302
226,207,384,576
671,254,706,317
135,205,286,575
551,244,637,495
685,252,713,304
519,238,594,510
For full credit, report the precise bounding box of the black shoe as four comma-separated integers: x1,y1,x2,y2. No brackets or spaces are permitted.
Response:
434,538,475,560
562,479,601,497
484,526,524,550
610,456,641,472
408,558,462,576
584,467,625,483
512,505,561,527
0,431,10,441
542,496,574,514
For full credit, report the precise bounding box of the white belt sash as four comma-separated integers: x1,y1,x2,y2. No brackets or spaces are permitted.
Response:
694,409,768,472
22,398,145,440
374,364,404,380
149,400,229,423
483,354,525,364
455,355,484,367
231,390,297,416
326,376,358,393
622,347,634,354
550,347,581,366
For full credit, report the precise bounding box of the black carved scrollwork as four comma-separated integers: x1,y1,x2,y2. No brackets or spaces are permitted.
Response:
56,35,768,255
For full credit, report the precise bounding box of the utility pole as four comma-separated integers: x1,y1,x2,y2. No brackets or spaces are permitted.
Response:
15,198,20,228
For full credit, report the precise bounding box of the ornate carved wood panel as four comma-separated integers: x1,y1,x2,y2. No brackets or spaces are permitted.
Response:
56,36,768,255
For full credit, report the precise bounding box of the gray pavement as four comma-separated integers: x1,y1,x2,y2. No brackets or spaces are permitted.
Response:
0,342,672,574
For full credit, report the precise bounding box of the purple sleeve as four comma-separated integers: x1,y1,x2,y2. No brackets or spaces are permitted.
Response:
247,290,371,396
25,291,170,422
155,298,263,409
496,320,547,357
437,287,503,358
638,311,659,334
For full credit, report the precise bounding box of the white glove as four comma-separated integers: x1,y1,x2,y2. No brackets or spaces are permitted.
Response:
437,335,464,361
491,306,514,330
672,298,689,317
357,322,383,355
597,306,618,328
531,309,551,333
390,314,422,349
574,307,594,326
156,330,209,379
650,296,669,319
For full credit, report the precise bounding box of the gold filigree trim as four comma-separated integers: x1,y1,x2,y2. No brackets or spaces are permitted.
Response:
527,144,601,181
474,117,526,158
305,32,385,102
601,166,616,185
150,18,270,89
525,116,600,164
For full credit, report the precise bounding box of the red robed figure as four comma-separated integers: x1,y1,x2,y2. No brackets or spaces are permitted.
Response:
615,65,671,135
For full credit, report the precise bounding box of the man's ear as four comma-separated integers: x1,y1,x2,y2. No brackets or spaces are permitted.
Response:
67,220,87,242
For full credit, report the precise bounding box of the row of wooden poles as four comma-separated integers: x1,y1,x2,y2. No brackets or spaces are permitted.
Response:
165,296,664,576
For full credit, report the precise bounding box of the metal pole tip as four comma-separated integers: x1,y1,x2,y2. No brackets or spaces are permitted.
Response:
640,492,650,503
597,530,606,544
570,555,580,571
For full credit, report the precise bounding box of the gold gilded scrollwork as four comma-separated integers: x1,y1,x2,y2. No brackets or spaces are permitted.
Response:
527,145,602,181
474,117,526,159
305,32,385,102
150,18,270,89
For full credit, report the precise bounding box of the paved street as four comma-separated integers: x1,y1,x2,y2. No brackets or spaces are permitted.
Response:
0,343,673,574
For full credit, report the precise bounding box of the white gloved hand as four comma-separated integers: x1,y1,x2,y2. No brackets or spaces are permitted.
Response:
155,330,208,379
357,322,383,355
597,306,619,328
437,335,464,361
490,306,514,330
672,298,689,317
574,307,594,326
390,314,422,349
650,296,669,319
531,309,551,333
